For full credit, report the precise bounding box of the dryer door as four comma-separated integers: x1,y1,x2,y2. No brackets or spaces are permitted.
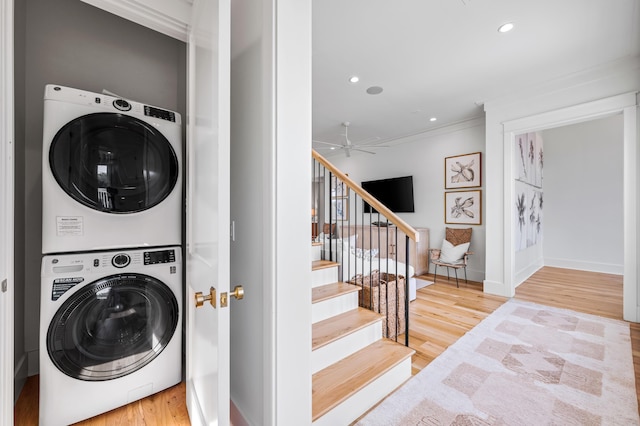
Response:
46,273,179,381
49,112,179,214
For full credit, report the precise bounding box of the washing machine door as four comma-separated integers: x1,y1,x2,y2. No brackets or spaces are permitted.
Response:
47,273,179,381
49,112,179,214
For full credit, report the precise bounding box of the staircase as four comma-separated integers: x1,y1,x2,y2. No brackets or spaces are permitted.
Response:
311,249,414,425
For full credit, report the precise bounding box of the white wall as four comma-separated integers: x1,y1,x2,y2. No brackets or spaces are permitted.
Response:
229,1,266,423
231,0,312,424
541,114,624,274
328,119,486,282
17,0,186,377
483,56,639,302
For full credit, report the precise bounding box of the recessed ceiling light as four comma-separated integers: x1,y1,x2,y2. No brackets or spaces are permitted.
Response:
430,117,437,122
348,76,360,83
366,86,384,95
498,22,514,33
330,147,336,150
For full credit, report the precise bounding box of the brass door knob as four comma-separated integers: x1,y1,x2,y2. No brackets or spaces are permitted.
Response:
230,285,244,300
220,285,244,307
195,286,217,308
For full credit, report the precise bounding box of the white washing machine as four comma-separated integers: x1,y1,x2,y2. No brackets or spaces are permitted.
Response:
39,247,182,426
41,84,182,254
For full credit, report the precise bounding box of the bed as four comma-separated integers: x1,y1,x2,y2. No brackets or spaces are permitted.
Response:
319,233,417,300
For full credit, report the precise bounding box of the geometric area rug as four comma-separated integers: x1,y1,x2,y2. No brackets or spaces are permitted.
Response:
356,299,640,425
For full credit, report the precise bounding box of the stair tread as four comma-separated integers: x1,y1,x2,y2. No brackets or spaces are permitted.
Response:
312,339,415,421
312,308,382,350
312,260,339,271
312,282,360,304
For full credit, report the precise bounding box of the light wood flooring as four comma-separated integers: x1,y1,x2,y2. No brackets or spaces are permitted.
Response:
400,277,507,375
14,377,189,425
410,266,639,415
15,266,639,424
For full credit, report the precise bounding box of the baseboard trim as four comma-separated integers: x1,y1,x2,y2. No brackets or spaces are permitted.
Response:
515,261,544,287
27,350,39,376
544,258,623,275
428,267,483,284
483,279,514,297
231,399,250,426
14,353,27,404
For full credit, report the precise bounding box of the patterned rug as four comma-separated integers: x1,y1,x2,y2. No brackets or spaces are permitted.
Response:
356,299,639,425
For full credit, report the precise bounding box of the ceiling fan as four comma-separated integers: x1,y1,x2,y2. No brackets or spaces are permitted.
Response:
313,122,388,157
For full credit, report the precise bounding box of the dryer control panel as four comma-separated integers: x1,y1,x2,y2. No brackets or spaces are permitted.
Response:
144,249,176,265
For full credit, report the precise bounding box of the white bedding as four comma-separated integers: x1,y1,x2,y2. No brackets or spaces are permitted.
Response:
337,254,415,283
320,240,416,300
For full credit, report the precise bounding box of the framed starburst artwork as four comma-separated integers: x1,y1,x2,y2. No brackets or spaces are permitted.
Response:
444,152,481,189
445,190,482,225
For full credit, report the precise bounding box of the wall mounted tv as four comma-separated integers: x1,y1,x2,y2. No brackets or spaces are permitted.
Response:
362,175,415,213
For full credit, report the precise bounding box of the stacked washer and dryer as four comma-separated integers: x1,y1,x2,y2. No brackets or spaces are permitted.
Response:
39,85,183,425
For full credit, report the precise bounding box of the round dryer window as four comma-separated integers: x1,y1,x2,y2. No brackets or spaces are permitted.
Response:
49,112,179,213
47,273,179,381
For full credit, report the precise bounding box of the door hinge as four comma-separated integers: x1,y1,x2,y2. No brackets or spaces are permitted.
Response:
1,279,7,293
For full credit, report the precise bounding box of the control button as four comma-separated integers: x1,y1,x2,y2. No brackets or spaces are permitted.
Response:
113,99,131,111
93,259,99,267
95,97,101,104
112,253,131,268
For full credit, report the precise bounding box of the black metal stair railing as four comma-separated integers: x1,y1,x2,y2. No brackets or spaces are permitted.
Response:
312,151,418,346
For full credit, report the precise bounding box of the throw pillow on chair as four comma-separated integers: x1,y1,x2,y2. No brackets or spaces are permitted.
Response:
440,239,470,263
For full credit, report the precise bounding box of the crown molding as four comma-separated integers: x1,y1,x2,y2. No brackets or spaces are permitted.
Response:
382,115,486,147
81,0,191,42
483,56,640,113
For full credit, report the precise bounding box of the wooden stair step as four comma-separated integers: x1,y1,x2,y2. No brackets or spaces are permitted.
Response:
312,308,381,351
312,282,360,304
312,259,339,271
312,339,415,422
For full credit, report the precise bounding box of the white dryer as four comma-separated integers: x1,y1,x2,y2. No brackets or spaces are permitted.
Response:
39,247,182,426
41,84,182,254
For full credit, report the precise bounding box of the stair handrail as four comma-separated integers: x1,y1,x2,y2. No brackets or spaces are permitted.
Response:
312,149,420,243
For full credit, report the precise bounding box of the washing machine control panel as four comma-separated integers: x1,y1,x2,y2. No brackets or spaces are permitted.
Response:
111,253,131,268
144,249,176,265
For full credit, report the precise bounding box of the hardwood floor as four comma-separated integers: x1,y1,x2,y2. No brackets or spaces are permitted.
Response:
410,267,639,416
401,277,507,375
15,266,639,423
514,267,623,320
13,378,189,425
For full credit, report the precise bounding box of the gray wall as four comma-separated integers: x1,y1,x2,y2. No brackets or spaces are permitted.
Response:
17,0,186,378
541,114,624,273
13,0,27,399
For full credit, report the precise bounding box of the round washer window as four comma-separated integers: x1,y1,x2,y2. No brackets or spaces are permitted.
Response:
47,273,179,381
49,112,179,214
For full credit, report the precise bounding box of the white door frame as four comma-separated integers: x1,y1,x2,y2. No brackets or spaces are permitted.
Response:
501,92,639,321
0,0,15,422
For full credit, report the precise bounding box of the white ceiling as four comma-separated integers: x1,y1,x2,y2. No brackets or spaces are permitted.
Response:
312,0,640,155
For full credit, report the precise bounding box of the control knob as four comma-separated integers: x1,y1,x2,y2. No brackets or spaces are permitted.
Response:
112,253,131,268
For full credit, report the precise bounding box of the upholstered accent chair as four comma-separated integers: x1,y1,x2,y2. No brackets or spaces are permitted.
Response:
429,227,473,288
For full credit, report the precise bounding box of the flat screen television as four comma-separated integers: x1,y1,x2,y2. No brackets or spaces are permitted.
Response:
362,175,415,213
